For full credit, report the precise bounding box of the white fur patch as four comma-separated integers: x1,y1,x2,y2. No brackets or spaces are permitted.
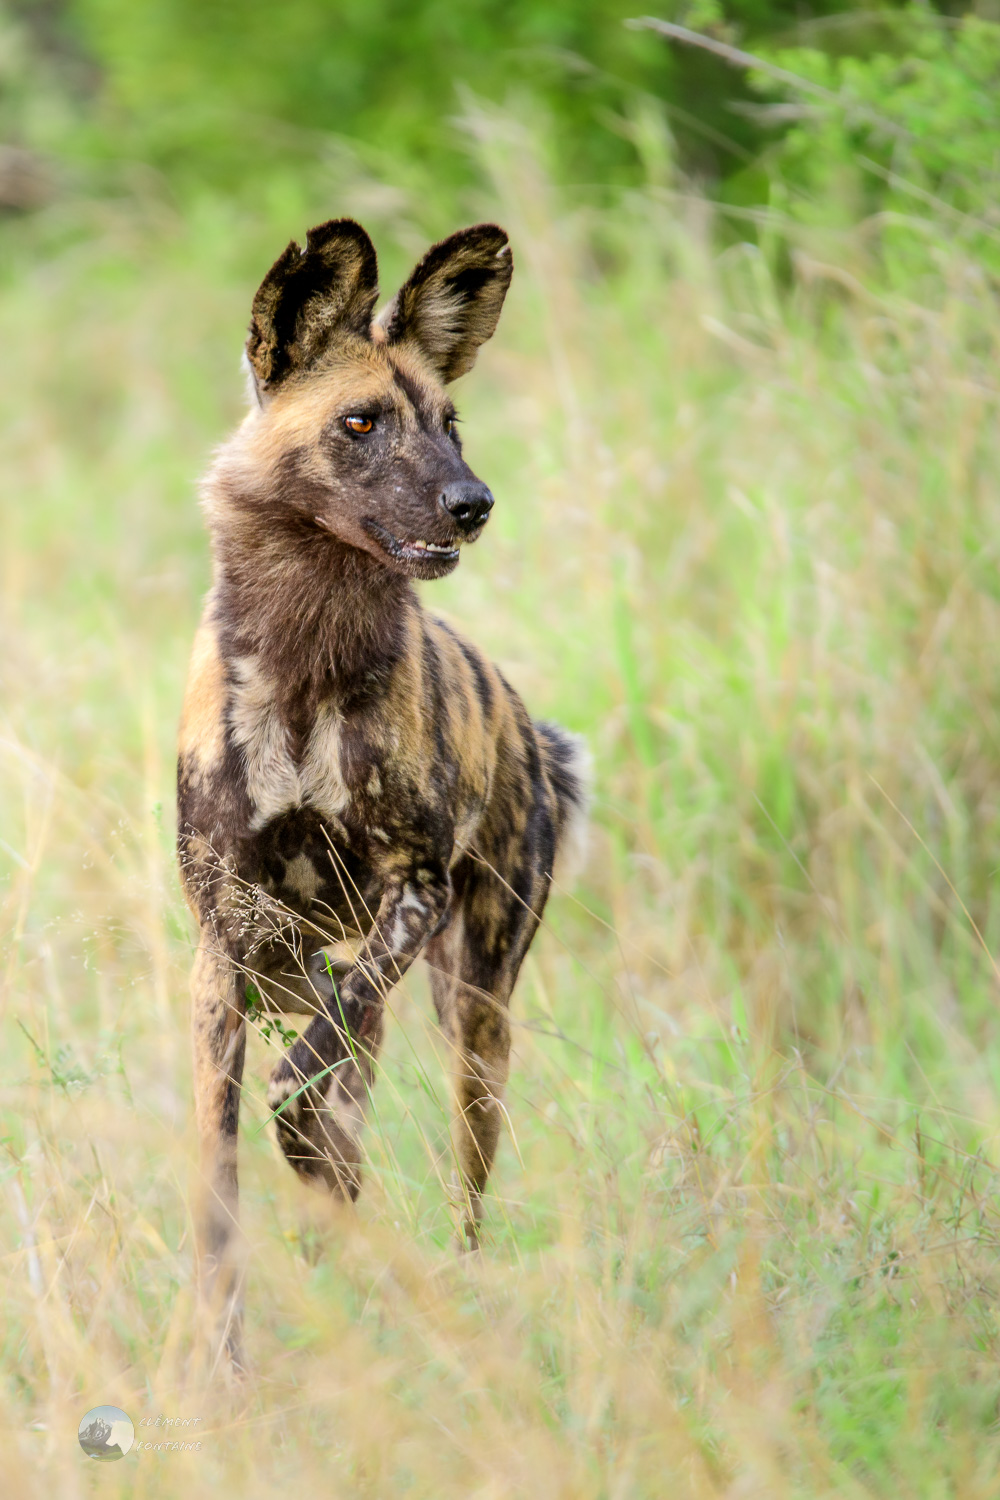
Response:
283,853,319,904
388,910,409,949
398,881,426,915
240,348,264,410
228,656,302,829
228,659,349,830
385,881,430,951
300,700,349,821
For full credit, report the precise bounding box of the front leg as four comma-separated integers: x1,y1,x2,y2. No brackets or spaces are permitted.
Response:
190,936,247,1373
266,868,449,1194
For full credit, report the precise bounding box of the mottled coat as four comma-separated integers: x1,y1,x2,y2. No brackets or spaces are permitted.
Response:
177,219,588,1366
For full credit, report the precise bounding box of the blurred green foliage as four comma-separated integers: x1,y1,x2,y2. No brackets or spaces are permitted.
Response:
5,0,999,298
752,7,1000,282
5,0,930,203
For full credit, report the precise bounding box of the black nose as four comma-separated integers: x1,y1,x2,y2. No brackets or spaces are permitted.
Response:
439,481,494,533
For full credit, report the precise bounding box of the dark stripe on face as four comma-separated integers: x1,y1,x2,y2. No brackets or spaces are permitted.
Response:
391,366,440,433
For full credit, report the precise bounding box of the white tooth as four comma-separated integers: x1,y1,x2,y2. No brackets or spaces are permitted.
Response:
408,538,455,555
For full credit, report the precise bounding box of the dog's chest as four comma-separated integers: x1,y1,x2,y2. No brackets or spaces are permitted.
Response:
253,803,379,930
228,659,350,830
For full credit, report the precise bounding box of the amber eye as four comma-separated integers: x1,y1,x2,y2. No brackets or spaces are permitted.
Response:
344,415,374,434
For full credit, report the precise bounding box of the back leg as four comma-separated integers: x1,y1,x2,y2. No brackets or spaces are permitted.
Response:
426,714,589,1246
425,857,549,1248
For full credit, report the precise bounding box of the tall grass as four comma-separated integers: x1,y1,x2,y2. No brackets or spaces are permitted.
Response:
4,106,1000,1496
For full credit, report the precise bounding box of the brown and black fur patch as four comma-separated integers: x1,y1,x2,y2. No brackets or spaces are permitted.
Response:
178,217,588,1369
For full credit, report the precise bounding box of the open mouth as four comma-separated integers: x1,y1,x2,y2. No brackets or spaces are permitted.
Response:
399,537,459,559
361,518,462,570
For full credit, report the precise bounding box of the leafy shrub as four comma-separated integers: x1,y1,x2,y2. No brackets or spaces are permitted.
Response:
748,9,1000,286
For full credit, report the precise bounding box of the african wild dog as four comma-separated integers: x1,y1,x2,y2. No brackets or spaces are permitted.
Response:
177,218,588,1365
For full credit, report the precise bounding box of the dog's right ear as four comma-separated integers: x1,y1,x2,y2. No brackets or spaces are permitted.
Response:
246,219,379,393
376,224,512,382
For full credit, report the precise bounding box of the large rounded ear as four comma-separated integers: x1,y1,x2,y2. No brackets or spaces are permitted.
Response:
376,224,512,382
246,218,379,392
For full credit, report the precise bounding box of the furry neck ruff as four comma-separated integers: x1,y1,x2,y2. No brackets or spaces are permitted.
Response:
203,461,414,707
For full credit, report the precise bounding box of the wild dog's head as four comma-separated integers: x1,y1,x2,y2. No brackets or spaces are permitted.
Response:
233,218,512,580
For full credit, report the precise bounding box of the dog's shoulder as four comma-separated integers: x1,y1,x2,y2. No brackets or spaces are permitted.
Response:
422,611,510,732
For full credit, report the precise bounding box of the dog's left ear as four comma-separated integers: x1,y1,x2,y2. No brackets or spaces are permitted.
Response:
246,218,379,392
376,224,513,382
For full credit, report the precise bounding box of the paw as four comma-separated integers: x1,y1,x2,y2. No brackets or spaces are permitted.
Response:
267,1021,337,1125
266,1059,305,1146
267,1041,363,1198
447,1171,485,1252
266,1047,325,1173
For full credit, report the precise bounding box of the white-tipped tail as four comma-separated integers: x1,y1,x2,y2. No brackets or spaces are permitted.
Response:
536,722,593,889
